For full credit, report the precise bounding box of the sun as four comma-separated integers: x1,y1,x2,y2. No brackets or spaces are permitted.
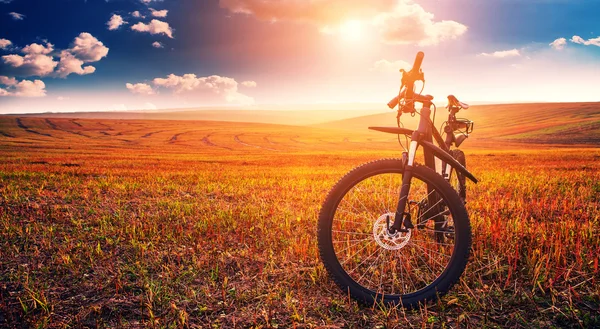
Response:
339,20,363,41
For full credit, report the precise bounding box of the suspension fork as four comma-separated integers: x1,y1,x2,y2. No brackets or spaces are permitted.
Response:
390,103,433,232
441,127,455,179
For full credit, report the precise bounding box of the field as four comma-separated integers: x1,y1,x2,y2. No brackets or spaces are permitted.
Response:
0,104,599,328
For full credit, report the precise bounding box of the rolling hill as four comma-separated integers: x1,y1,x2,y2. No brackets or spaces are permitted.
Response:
314,102,600,146
1,102,598,151
12,104,387,126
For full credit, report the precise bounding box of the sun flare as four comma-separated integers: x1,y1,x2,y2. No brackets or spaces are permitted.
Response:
339,20,363,41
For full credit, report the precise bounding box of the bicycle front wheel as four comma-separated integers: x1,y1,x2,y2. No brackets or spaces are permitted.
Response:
318,159,471,307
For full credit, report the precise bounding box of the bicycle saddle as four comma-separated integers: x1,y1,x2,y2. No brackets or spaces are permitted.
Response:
447,95,469,109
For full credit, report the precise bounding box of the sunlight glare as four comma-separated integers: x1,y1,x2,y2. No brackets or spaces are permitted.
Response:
339,20,363,41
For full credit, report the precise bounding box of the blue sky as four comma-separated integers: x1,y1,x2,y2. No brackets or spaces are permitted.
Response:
0,0,599,113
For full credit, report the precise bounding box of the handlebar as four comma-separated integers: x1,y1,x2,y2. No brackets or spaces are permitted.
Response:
412,51,424,74
388,51,426,110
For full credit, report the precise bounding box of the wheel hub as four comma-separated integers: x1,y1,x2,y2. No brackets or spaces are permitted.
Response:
373,212,411,250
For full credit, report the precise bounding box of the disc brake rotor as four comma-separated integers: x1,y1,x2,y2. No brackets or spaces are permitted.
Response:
372,212,411,250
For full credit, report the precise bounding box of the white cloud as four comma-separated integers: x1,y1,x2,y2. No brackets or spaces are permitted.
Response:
241,80,257,87
0,76,17,85
131,19,174,38
2,52,58,76
14,79,46,97
152,41,164,48
150,8,168,17
8,12,25,20
549,38,567,50
0,33,107,78
371,59,411,73
220,0,395,25
55,51,96,78
107,14,127,30
68,33,109,62
140,0,163,4
0,78,46,97
374,2,467,46
147,73,254,104
220,0,467,46
2,54,24,67
131,11,144,18
49,33,107,77
0,39,12,49
126,82,155,95
478,49,521,58
153,74,201,92
571,35,585,44
22,42,54,55
571,35,600,47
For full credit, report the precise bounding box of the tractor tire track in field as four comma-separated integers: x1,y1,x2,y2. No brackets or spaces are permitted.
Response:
0,131,15,138
44,119,59,130
169,130,199,143
169,131,233,150
265,135,306,151
141,130,165,138
263,136,278,145
96,122,113,130
44,119,91,138
115,128,150,137
16,118,53,137
234,134,280,152
289,136,307,145
96,122,116,136
202,134,232,150
70,119,83,127
169,132,185,142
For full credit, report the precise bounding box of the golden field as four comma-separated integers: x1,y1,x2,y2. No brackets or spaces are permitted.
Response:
0,103,599,328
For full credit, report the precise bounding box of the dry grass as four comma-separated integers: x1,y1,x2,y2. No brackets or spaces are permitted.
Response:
0,116,598,328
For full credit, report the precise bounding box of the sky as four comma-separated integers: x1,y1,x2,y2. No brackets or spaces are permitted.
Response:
0,0,599,114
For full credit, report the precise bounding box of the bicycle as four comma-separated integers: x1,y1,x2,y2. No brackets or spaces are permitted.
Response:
317,51,478,308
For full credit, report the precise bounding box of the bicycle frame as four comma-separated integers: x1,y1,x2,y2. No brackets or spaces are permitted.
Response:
385,97,478,233
369,110,477,184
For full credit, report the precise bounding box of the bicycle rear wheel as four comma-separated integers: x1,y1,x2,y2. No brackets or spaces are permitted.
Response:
318,159,471,307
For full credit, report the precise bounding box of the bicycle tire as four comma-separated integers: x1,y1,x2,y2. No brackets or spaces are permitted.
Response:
318,159,471,308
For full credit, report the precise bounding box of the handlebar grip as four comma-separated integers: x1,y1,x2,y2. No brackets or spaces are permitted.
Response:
412,51,424,72
387,95,399,109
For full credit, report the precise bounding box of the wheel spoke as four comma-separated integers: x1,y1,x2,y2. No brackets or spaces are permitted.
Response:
332,237,373,244
340,240,375,266
415,197,445,226
335,237,373,255
322,159,470,306
331,230,371,235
